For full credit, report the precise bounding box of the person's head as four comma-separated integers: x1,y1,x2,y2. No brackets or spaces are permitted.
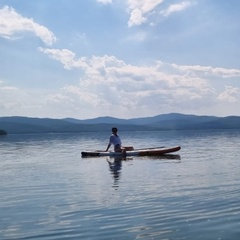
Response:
112,127,118,133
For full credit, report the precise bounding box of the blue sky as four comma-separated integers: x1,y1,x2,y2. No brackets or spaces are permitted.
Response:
0,0,240,119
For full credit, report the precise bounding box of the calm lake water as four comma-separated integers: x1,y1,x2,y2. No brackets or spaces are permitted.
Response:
0,130,240,240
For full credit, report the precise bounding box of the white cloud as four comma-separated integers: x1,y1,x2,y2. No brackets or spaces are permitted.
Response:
0,81,23,97
172,64,240,78
161,1,193,17
217,86,240,103
0,81,28,114
127,0,164,27
38,48,89,70
39,48,76,69
124,31,148,42
128,0,164,14
0,6,56,45
126,0,195,26
38,48,224,117
3,46,240,118
128,8,147,27
96,0,112,4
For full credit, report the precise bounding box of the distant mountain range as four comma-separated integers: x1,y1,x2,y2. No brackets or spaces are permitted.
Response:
0,113,240,134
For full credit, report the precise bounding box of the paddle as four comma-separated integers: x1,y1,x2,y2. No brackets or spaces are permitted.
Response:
95,146,165,152
133,146,165,151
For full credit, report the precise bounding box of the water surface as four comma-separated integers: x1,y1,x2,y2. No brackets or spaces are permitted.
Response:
0,130,240,239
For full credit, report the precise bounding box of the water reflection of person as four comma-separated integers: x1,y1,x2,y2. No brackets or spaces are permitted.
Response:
107,157,122,188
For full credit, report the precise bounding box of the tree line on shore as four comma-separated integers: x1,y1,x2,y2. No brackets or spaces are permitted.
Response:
1,113,240,134
0,129,7,135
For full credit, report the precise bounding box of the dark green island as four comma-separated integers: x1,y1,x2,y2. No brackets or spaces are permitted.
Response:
0,130,7,135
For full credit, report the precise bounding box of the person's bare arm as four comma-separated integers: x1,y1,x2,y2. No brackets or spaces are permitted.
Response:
106,143,111,151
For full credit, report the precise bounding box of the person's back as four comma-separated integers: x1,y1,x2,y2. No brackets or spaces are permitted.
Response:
106,127,123,152
109,133,121,151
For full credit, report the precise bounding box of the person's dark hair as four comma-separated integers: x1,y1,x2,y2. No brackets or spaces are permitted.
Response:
112,127,118,132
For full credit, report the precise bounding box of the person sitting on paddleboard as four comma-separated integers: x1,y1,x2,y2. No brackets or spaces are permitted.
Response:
105,127,126,155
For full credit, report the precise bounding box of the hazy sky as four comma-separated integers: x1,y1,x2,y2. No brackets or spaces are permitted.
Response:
0,0,240,119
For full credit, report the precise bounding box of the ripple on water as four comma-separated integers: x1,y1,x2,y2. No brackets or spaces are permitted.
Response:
1,131,240,239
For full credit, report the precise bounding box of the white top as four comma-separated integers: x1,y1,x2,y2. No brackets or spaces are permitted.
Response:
109,134,122,147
